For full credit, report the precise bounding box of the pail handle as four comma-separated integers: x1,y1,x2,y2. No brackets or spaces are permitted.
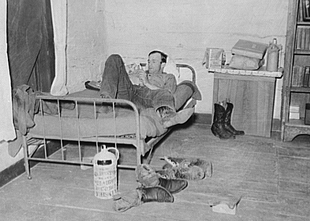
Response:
102,145,119,160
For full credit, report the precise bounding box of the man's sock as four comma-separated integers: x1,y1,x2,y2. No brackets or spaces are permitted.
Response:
156,106,176,120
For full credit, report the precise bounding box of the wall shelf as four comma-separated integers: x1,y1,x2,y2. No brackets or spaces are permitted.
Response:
208,67,283,78
281,0,310,141
290,87,310,93
294,49,310,55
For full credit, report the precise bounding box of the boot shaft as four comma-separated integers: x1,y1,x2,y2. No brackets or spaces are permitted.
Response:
212,103,235,139
224,102,234,123
213,103,226,123
223,102,245,135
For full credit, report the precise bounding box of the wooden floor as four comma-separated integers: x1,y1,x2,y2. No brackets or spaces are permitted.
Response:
1,123,310,221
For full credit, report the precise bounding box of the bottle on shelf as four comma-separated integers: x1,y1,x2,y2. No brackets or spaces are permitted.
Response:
266,38,282,72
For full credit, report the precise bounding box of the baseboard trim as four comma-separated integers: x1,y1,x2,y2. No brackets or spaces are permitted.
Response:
0,141,60,188
193,112,281,132
194,113,212,125
0,158,26,188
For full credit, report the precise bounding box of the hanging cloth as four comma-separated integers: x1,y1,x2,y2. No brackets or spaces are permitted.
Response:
0,0,16,142
50,0,69,96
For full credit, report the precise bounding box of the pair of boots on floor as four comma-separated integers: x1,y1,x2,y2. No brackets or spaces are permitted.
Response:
113,164,188,212
113,158,212,212
211,101,245,139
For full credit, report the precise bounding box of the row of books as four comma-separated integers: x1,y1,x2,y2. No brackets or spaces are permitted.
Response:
298,0,310,22
292,65,310,87
303,0,310,19
296,27,310,50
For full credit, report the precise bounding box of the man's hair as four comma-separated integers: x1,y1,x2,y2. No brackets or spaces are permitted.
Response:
148,50,168,63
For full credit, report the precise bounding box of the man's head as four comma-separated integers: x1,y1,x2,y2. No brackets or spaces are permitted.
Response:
148,50,168,74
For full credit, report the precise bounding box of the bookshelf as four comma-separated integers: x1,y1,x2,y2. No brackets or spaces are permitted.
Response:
281,0,310,141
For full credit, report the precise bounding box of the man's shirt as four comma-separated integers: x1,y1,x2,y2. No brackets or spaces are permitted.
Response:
146,71,177,94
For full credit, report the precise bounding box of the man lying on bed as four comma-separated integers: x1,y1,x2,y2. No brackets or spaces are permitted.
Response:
98,50,201,128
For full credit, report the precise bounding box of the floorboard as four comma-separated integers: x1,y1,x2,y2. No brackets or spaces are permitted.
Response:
1,123,310,220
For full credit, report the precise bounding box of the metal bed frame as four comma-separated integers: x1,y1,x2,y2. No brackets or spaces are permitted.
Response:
22,64,196,179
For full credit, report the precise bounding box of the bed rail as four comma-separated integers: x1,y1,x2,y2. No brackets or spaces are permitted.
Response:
23,95,142,179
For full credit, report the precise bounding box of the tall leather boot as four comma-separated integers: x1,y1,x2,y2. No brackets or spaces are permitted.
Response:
211,103,235,139
224,102,245,135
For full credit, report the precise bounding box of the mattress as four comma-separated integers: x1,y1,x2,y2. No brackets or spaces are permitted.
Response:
29,89,167,140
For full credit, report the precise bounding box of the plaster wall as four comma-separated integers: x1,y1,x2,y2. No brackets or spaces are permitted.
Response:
66,0,107,93
0,0,289,174
66,0,288,118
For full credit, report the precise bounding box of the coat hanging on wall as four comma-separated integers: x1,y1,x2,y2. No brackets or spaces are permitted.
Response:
7,0,55,92
0,0,15,142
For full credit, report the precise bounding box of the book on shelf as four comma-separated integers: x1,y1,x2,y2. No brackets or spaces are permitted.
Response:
296,28,302,50
293,66,310,87
231,39,268,59
296,27,310,50
305,28,310,50
303,0,310,20
302,27,307,49
292,65,304,87
305,66,310,87
299,0,304,21
303,68,310,87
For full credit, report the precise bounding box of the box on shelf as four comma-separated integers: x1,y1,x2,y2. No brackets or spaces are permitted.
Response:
231,39,268,59
289,112,300,119
289,105,300,119
290,105,300,113
202,48,226,69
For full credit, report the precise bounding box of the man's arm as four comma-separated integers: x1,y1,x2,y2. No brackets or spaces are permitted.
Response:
138,70,161,90
162,74,177,94
138,71,177,93
142,79,161,90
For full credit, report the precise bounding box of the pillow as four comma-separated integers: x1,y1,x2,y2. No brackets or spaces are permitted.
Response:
165,58,180,81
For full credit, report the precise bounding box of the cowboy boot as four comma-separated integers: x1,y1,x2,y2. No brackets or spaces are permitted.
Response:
137,186,174,203
211,103,235,139
224,102,245,135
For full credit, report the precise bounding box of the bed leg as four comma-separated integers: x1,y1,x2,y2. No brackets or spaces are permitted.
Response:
22,136,32,180
146,148,154,164
136,149,142,166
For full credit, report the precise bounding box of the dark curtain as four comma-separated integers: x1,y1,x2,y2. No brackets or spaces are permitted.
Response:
7,0,55,92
